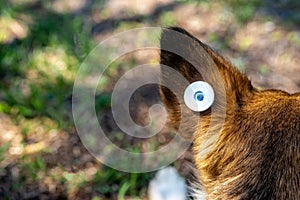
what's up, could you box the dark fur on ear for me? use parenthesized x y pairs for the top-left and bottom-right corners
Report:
(160, 26), (254, 104)
(159, 27), (253, 136)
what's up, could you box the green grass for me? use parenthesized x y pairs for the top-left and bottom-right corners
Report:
(159, 11), (177, 27)
(258, 64), (270, 75)
(0, 4), (90, 124)
(93, 166), (153, 198)
(20, 154), (46, 182)
(222, 0), (262, 24)
(0, 1), (155, 198)
(0, 143), (10, 163)
(0, 1), (96, 197)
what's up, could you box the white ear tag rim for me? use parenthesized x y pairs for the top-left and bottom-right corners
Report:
(184, 81), (215, 112)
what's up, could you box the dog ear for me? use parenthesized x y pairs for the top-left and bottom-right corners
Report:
(159, 27), (254, 137)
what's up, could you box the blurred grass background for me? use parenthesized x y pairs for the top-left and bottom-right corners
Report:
(0, 0), (300, 199)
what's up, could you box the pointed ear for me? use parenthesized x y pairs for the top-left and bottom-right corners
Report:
(159, 27), (254, 130)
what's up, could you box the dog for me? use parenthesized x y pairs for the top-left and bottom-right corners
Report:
(158, 27), (300, 199)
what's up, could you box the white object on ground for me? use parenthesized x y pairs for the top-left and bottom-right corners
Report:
(148, 167), (187, 200)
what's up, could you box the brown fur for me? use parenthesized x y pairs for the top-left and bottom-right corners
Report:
(159, 27), (300, 199)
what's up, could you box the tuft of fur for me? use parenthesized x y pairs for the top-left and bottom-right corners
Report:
(160, 27), (300, 200)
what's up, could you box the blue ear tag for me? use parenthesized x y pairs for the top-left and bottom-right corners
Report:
(184, 81), (215, 112)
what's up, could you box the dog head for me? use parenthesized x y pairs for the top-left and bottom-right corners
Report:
(160, 27), (300, 199)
